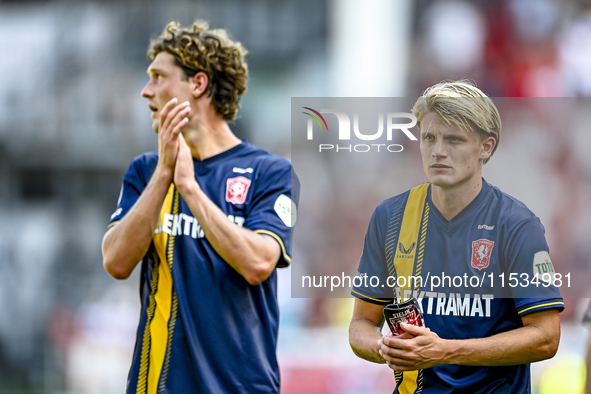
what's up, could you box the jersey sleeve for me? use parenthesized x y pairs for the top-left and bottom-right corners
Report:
(351, 204), (395, 305)
(244, 158), (299, 268)
(108, 154), (155, 228)
(503, 217), (565, 316)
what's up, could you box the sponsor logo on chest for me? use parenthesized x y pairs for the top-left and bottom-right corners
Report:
(155, 213), (245, 239)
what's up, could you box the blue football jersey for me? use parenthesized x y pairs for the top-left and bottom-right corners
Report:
(109, 141), (299, 394)
(352, 180), (564, 394)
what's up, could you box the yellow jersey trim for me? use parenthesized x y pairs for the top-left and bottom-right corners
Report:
(158, 189), (180, 391)
(398, 370), (419, 394)
(394, 183), (429, 298)
(393, 184), (429, 393)
(135, 251), (160, 394)
(518, 302), (564, 315)
(351, 289), (392, 304)
(136, 184), (176, 394)
(255, 229), (291, 263)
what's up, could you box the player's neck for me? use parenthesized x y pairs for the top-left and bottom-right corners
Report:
(183, 111), (241, 161)
(430, 175), (483, 221)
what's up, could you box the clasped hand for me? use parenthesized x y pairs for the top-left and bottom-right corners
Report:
(156, 98), (197, 192)
(378, 323), (448, 371)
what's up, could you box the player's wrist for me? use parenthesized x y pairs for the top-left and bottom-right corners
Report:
(176, 179), (201, 199)
(440, 338), (463, 365)
(154, 164), (174, 183)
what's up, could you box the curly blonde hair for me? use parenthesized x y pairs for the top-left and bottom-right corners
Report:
(148, 21), (248, 121)
(412, 80), (501, 164)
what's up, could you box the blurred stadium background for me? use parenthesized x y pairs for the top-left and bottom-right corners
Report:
(1, 0), (590, 393)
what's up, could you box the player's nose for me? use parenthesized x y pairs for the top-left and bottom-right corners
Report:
(141, 80), (154, 98)
(431, 138), (447, 158)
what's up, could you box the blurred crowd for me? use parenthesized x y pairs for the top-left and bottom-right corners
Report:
(411, 0), (591, 97)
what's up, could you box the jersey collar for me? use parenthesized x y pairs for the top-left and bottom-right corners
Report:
(427, 179), (493, 232)
(193, 140), (250, 168)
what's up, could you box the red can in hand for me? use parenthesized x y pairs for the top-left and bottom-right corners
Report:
(383, 298), (425, 336)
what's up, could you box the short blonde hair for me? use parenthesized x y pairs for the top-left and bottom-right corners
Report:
(412, 80), (501, 164)
(148, 21), (248, 121)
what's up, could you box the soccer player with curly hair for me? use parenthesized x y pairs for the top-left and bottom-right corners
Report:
(102, 21), (298, 393)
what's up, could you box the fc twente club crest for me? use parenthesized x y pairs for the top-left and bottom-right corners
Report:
(226, 176), (251, 205)
(471, 239), (494, 270)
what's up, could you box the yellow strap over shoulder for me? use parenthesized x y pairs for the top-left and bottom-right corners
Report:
(393, 183), (429, 300)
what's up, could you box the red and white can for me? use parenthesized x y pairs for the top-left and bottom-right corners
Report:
(383, 298), (425, 336)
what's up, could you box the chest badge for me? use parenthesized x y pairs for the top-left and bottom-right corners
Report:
(471, 239), (494, 270)
(226, 176), (252, 205)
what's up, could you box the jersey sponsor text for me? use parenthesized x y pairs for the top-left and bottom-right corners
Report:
(154, 213), (244, 239)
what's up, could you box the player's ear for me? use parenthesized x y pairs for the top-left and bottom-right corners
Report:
(480, 136), (496, 160)
(191, 71), (209, 98)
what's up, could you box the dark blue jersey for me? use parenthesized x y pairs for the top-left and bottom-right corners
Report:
(109, 141), (299, 394)
(352, 181), (564, 394)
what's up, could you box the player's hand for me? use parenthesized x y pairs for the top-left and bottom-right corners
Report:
(156, 98), (191, 177)
(173, 133), (199, 194)
(379, 323), (447, 371)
